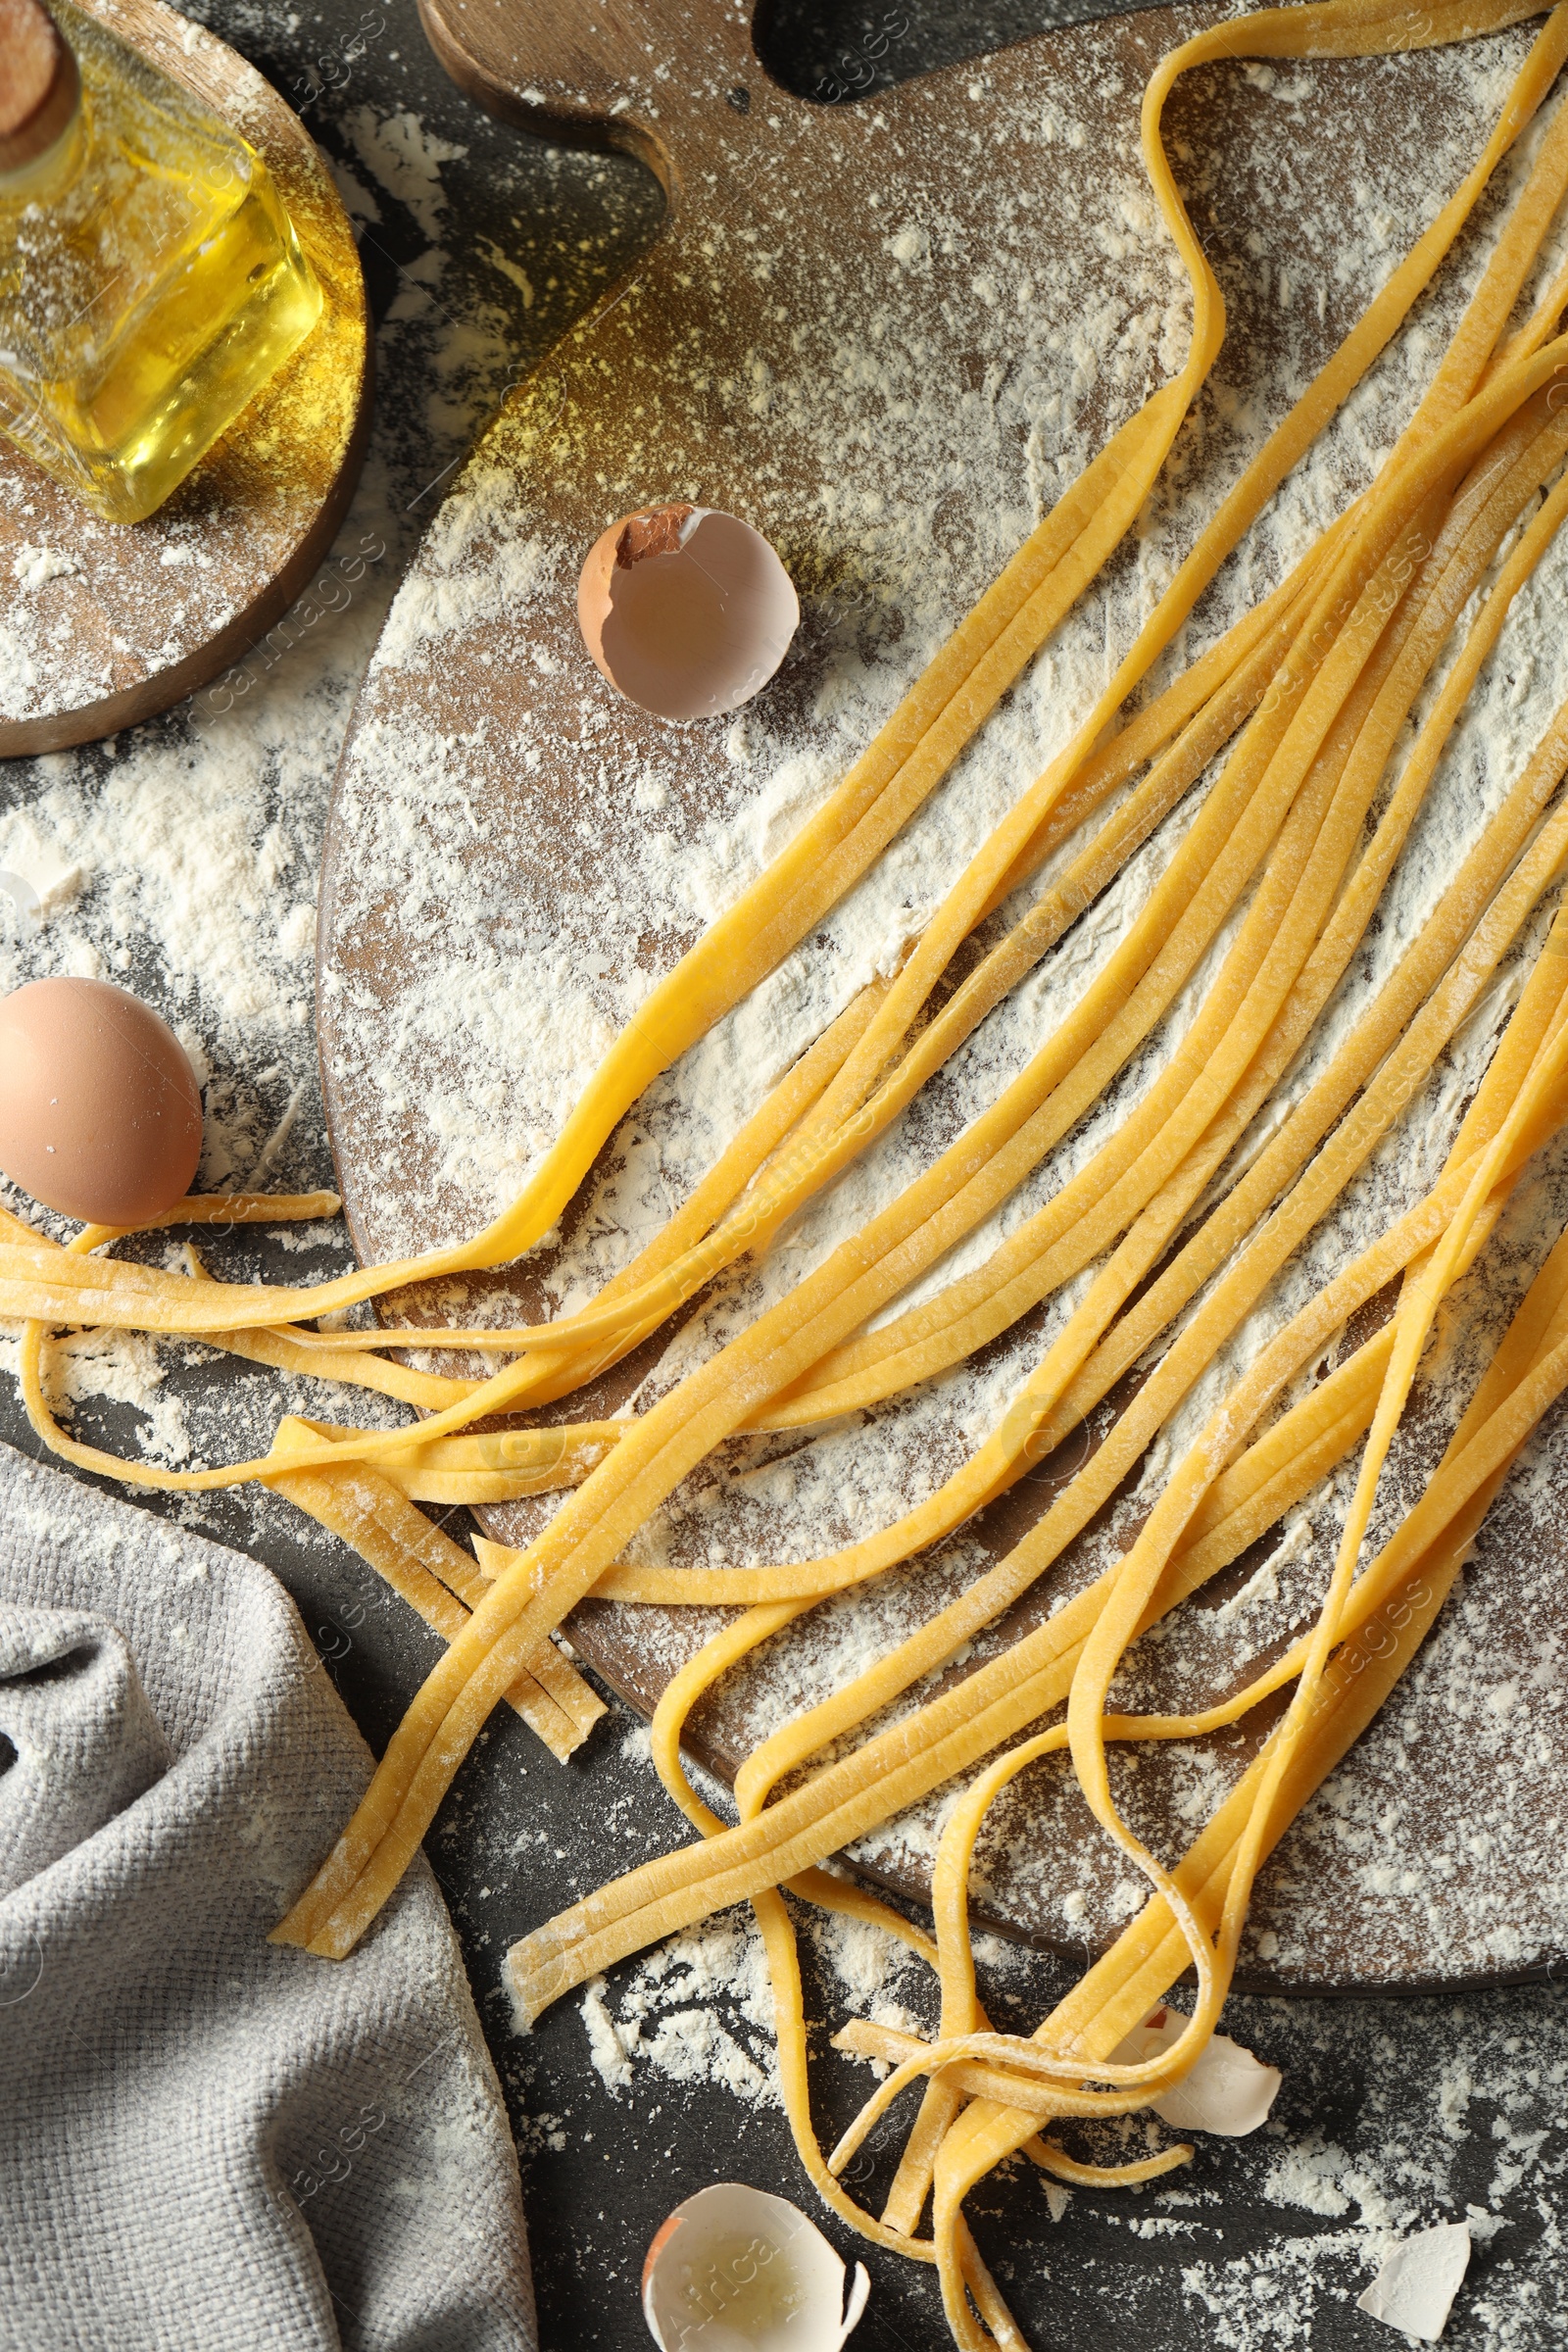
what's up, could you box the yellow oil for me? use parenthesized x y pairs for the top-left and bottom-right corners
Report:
(0, 0), (319, 523)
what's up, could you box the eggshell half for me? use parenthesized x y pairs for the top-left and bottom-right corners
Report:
(0, 977), (204, 1225)
(642, 2182), (868, 2351)
(578, 504), (799, 721)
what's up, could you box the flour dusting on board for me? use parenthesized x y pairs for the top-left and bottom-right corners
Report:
(318, 12), (1568, 1991)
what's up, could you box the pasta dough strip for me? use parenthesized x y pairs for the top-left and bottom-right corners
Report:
(700, 882), (1568, 1924)
(498, 1031), (1568, 2022)
(777, 0), (1568, 1157)
(772, 407), (1568, 1425)
(265, 1423), (603, 1754)
(3, 1221), (605, 1754)
(596, 690), (1568, 1619)
(832, 1085), (1568, 2295)
(920, 1228), (1568, 2345)
(273, 710), (1568, 1961)
(642, 1574), (1193, 2237)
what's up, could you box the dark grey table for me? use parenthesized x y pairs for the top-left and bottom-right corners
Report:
(2, 4), (1565, 2345)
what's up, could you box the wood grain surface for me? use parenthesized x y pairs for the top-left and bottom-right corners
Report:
(317, 0), (1568, 1990)
(0, 0), (370, 757)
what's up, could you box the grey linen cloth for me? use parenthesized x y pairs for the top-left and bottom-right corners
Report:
(0, 1443), (536, 2352)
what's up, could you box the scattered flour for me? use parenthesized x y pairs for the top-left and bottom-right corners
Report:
(11, 545), (82, 590)
(579, 1913), (779, 2111)
(0, 64), (660, 1482)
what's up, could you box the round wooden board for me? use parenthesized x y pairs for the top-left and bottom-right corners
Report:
(0, 0), (370, 758)
(318, 0), (1568, 1991)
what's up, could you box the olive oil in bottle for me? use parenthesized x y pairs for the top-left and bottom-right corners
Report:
(0, 0), (321, 523)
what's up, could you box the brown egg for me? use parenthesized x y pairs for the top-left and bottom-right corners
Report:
(577, 503), (800, 722)
(0, 978), (204, 1225)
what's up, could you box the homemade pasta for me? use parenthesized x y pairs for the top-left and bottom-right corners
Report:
(9, 4), (1568, 2343)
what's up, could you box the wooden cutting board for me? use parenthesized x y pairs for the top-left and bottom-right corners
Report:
(0, 0), (370, 758)
(317, 0), (1568, 1990)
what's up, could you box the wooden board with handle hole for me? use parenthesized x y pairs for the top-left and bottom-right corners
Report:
(317, 0), (1568, 1992)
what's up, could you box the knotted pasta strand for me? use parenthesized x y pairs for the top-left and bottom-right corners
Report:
(916, 1211), (1568, 2346)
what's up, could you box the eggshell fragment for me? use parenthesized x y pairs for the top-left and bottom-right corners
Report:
(642, 2182), (868, 2351)
(578, 504), (799, 721)
(1356, 2221), (1472, 2340)
(1108, 2004), (1282, 2136)
(0, 977), (203, 1225)
(0, 871), (40, 934)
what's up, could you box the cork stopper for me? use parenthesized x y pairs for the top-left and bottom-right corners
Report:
(0, 0), (79, 175)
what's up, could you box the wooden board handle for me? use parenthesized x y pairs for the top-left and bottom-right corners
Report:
(416, 0), (773, 186)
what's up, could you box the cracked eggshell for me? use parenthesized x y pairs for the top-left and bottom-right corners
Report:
(1357, 2221), (1472, 2341)
(0, 976), (203, 1225)
(1108, 2004), (1282, 2136)
(642, 2182), (869, 2352)
(577, 504), (799, 722)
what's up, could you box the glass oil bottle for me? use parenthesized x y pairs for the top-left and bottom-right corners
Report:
(0, 0), (321, 524)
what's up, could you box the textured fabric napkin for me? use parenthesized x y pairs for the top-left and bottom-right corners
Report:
(0, 1442), (536, 2351)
